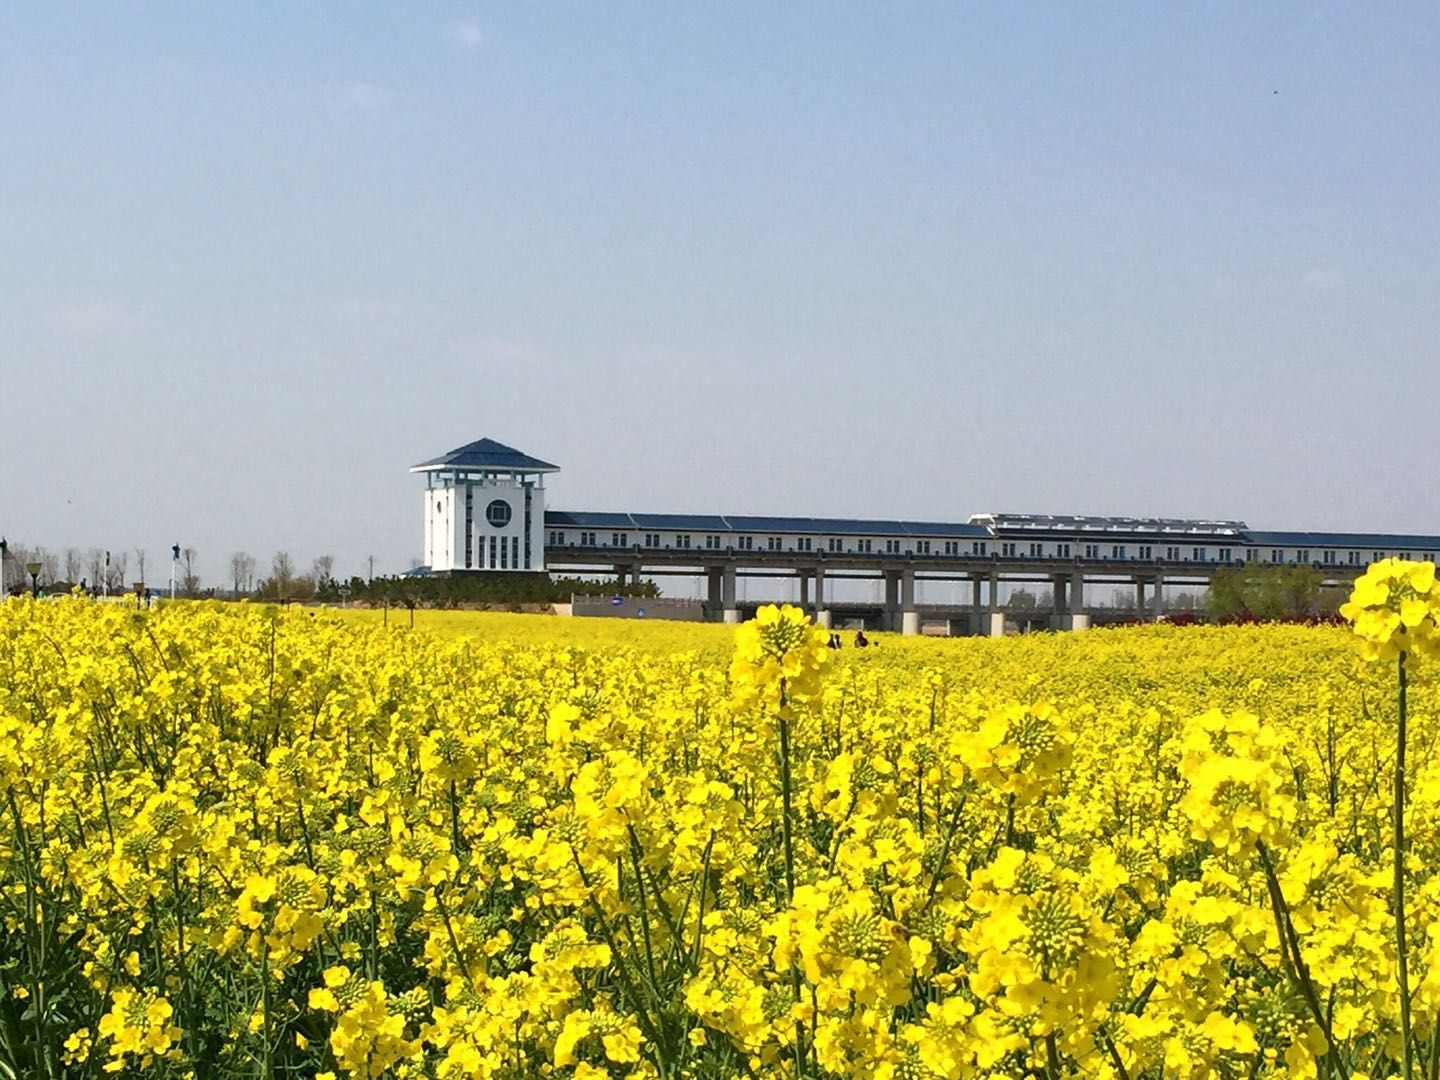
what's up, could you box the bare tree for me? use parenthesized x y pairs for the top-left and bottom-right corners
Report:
(231, 552), (256, 597)
(312, 555), (335, 585)
(64, 548), (83, 584)
(108, 551), (128, 593)
(88, 549), (106, 589)
(181, 547), (199, 597)
(40, 550), (59, 585)
(135, 547), (146, 587)
(272, 551), (294, 590)
(3, 544), (33, 592)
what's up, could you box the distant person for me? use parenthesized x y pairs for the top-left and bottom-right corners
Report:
(854, 630), (869, 648)
(828, 632), (842, 650)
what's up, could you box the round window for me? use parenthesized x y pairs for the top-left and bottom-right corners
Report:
(486, 499), (512, 528)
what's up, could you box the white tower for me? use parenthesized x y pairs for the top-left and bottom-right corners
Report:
(411, 438), (557, 573)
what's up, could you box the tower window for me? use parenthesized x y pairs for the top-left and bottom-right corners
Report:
(485, 499), (512, 528)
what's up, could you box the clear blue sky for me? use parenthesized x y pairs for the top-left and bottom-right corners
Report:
(3, 4), (1437, 583)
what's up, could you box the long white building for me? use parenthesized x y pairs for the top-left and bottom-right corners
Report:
(414, 437), (1436, 633)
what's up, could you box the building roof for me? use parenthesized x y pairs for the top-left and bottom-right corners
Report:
(544, 511), (991, 538)
(545, 511), (638, 530)
(1247, 530), (1440, 550)
(411, 438), (559, 474)
(630, 513), (733, 531)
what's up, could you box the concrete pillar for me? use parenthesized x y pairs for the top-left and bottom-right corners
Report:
(986, 612), (1006, 637)
(1066, 572), (1088, 630)
(1152, 574), (1165, 620)
(816, 609), (832, 629)
(722, 566), (738, 624)
(988, 570), (1000, 614)
(615, 566), (628, 588)
(900, 568), (917, 635)
(707, 568), (722, 609)
(815, 566), (827, 624)
(970, 575), (983, 635)
(1047, 575), (1063, 631)
(799, 571), (810, 610)
(1135, 579), (1145, 613)
(884, 571), (900, 631)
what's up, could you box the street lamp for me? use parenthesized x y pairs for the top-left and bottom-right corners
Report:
(26, 561), (41, 597)
(170, 543), (180, 600)
(0, 538), (8, 597)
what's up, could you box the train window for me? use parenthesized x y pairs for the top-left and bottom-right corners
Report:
(885, 539), (902, 554)
(1323, 550), (1335, 564)
(1001, 542), (1017, 558)
(1084, 544), (1099, 559)
(1137, 545), (1152, 559)
(706, 535), (721, 550)
(1056, 543), (1070, 557)
(1191, 547), (1206, 561)
(580, 532), (596, 547)
(738, 536), (754, 550)
(973, 541), (988, 556)
(857, 539), (872, 553)
(1218, 547), (1232, 563)
(797, 537), (812, 552)
(828, 537), (843, 553)
(1029, 542), (1043, 557)
(1165, 546), (1180, 561)
(1111, 545), (1126, 559)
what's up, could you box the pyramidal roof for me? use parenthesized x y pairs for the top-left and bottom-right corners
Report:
(411, 438), (559, 474)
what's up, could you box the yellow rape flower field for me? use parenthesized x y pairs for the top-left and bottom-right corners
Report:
(4, 558), (1440, 1079)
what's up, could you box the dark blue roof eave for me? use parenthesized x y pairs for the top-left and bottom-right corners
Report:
(413, 438), (558, 473)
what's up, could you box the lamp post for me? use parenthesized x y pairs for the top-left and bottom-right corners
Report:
(170, 543), (179, 600)
(26, 561), (41, 597)
(0, 538), (8, 597)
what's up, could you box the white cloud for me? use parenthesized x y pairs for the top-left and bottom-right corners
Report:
(448, 21), (484, 49)
(1302, 267), (1344, 292)
(339, 80), (390, 109)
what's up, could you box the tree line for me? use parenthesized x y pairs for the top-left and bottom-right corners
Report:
(2, 544), (660, 607)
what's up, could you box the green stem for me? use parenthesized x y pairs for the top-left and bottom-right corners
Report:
(776, 679), (805, 1077)
(1398, 651), (1414, 1080)
(260, 937), (273, 1079)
